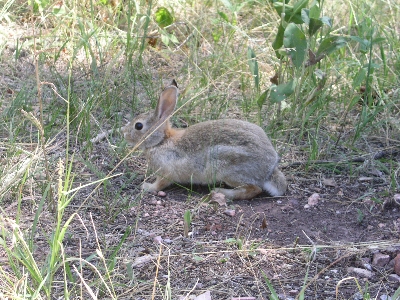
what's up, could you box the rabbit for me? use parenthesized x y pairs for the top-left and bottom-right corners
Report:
(122, 80), (287, 200)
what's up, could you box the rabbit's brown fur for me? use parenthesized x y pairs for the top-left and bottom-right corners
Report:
(122, 80), (287, 200)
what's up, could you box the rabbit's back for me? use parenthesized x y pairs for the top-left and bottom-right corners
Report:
(148, 119), (280, 187)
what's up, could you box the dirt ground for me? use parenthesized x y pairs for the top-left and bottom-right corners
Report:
(63, 140), (400, 300)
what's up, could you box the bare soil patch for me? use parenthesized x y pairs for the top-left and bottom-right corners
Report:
(60, 141), (400, 299)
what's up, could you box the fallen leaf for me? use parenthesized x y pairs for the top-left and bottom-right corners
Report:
(132, 254), (155, 268)
(209, 192), (227, 206)
(260, 217), (268, 229)
(205, 223), (222, 231)
(323, 178), (336, 187)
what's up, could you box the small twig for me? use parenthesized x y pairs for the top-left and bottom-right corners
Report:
(151, 243), (164, 300)
(282, 149), (399, 169)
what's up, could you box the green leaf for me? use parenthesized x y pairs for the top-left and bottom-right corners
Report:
(270, 79), (296, 103)
(154, 7), (174, 28)
(316, 36), (347, 56)
(283, 24), (307, 69)
(273, 3), (304, 24)
(350, 36), (370, 53)
(309, 4), (320, 18)
(301, 8), (324, 36)
(184, 210), (192, 225)
(257, 90), (269, 108)
(272, 23), (285, 59)
(262, 271), (279, 300)
(352, 68), (367, 88)
(292, 0), (309, 14)
(247, 47), (260, 91)
(372, 37), (386, 44)
(290, 0), (309, 22)
(320, 16), (332, 27)
(309, 18), (323, 36)
(301, 9), (310, 24)
(225, 238), (237, 243)
(218, 11), (230, 23)
(219, 0), (233, 11)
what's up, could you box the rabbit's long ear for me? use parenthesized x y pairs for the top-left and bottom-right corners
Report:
(155, 82), (178, 121)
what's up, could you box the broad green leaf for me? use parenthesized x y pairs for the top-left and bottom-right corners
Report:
(283, 24), (307, 69)
(302, 7), (324, 36)
(154, 7), (174, 28)
(309, 4), (320, 18)
(301, 8), (310, 25)
(309, 18), (323, 36)
(270, 79), (296, 103)
(272, 23), (285, 59)
(316, 36), (347, 56)
(247, 47), (260, 91)
(290, 0), (309, 21)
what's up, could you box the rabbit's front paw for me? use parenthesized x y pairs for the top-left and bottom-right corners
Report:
(142, 182), (157, 192)
(142, 177), (172, 193)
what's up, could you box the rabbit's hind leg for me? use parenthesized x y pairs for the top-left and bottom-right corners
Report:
(214, 184), (262, 200)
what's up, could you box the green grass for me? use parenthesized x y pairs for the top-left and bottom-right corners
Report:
(0, 0), (399, 298)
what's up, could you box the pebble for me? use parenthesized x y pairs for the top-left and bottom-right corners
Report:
(148, 199), (158, 205)
(223, 209), (236, 217)
(157, 191), (167, 197)
(347, 267), (375, 278)
(394, 194), (400, 202)
(394, 253), (400, 275)
(308, 193), (320, 206)
(388, 273), (400, 282)
(143, 213), (150, 217)
(153, 236), (163, 244)
(372, 252), (390, 267)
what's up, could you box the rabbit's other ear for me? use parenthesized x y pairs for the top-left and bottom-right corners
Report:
(155, 84), (178, 121)
(171, 79), (178, 88)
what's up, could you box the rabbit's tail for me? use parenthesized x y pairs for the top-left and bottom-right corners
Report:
(263, 168), (287, 196)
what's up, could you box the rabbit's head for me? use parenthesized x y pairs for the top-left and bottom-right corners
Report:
(122, 80), (178, 149)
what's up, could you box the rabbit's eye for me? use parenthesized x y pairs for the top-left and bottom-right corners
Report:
(135, 122), (143, 130)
